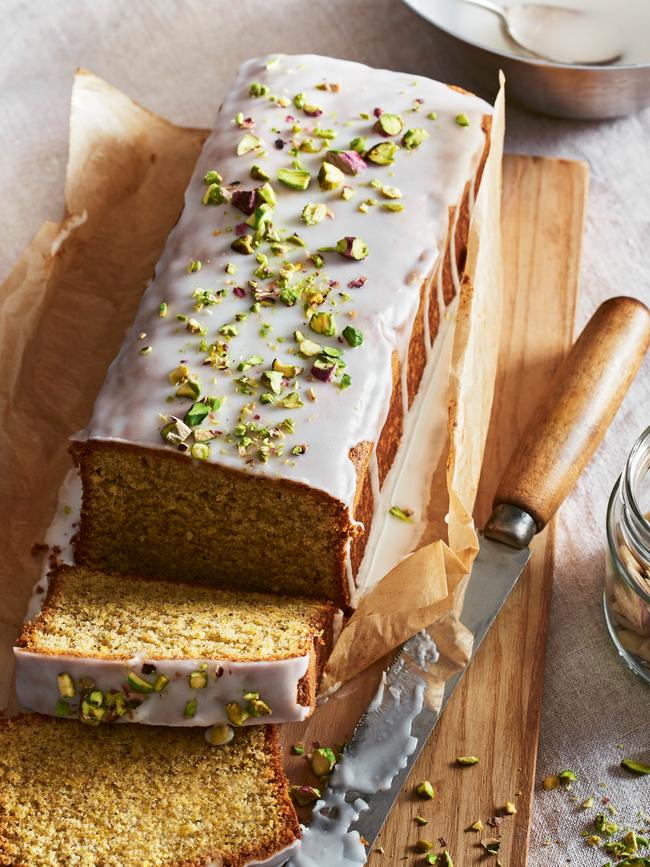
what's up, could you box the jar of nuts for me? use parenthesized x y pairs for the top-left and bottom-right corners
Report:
(605, 425), (650, 684)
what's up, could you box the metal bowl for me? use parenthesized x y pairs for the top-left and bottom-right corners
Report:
(402, 0), (650, 119)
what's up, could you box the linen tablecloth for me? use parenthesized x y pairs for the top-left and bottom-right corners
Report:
(2, 1), (649, 862)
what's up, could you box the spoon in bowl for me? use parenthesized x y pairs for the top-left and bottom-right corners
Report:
(460, 0), (624, 65)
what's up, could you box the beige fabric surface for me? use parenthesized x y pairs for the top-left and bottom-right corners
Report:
(2, 0), (649, 863)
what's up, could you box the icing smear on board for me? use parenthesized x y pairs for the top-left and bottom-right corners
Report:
(288, 631), (439, 866)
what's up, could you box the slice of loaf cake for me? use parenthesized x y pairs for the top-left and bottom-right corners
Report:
(0, 714), (300, 866)
(15, 565), (337, 726)
(71, 53), (495, 608)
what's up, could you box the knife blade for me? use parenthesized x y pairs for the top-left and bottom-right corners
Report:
(293, 297), (650, 864)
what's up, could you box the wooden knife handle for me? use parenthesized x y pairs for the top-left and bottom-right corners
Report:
(486, 296), (650, 546)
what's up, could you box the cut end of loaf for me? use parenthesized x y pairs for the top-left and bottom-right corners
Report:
(0, 714), (300, 867)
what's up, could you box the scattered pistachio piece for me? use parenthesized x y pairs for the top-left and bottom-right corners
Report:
(154, 674), (170, 692)
(582, 797), (595, 809)
(161, 417), (192, 447)
(349, 136), (367, 154)
(312, 747), (337, 777)
(57, 673), (75, 698)
(416, 781), (435, 800)
(470, 820), (484, 832)
(188, 670), (208, 689)
(365, 141), (398, 165)
(558, 769), (577, 785)
(184, 698), (197, 719)
(481, 838), (500, 855)
(205, 724), (234, 746)
(251, 164), (271, 181)
(290, 785), (321, 806)
(621, 759), (650, 775)
(415, 839), (434, 853)
(415, 816), (429, 826)
(390, 506), (413, 522)
(455, 113), (470, 127)
(402, 127), (430, 149)
(375, 113), (404, 136)
(309, 311), (336, 337)
(159, 301), (168, 317)
(292, 742), (305, 756)
(301, 202), (329, 225)
(542, 775), (561, 790)
(456, 756), (480, 766)
(425, 855), (439, 865)
(127, 672), (155, 694)
(503, 801), (517, 815)
(342, 325), (363, 347)
(276, 166), (311, 191)
(318, 161), (345, 191)
(335, 236), (369, 260)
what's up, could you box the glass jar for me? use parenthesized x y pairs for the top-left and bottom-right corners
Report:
(604, 425), (650, 684)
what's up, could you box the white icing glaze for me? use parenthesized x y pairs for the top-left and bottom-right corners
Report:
(235, 839), (301, 867)
(289, 631), (439, 866)
(79, 53), (491, 517)
(14, 649), (311, 726)
(25, 468), (80, 621)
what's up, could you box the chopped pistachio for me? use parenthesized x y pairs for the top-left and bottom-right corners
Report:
(390, 505), (413, 522)
(470, 820), (484, 832)
(621, 759), (650, 775)
(281, 391), (304, 409)
(402, 127), (430, 149)
(248, 81), (270, 98)
(204, 169), (223, 185)
(425, 855), (439, 865)
(582, 796), (595, 809)
(176, 378), (201, 400)
(339, 373), (352, 389)
(184, 401), (211, 427)
(365, 141), (399, 165)
(188, 670), (208, 689)
(558, 769), (577, 785)
(318, 161), (345, 191)
(341, 185), (355, 200)
(290, 785), (321, 806)
(292, 742), (305, 756)
(277, 167), (311, 190)
(415, 839), (434, 853)
(310, 311), (336, 336)
(455, 114), (470, 127)
(205, 724), (235, 746)
(272, 359), (301, 377)
(251, 164), (271, 181)
(55, 699), (71, 717)
(441, 852), (453, 867)
(237, 133), (265, 156)
(293, 92), (306, 110)
(542, 775), (561, 790)
(139, 345), (153, 355)
(184, 698), (197, 719)
(105, 690), (128, 717)
(186, 259), (202, 273)
(342, 325), (363, 347)
(375, 112), (404, 136)
(335, 236), (369, 260)
(594, 813), (618, 836)
(159, 301), (168, 317)
(301, 202), (329, 225)
(416, 781), (435, 800)
(427, 111), (438, 120)
(382, 202), (405, 212)
(312, 747), (337, 777)
(127, 672), (155, 693)
(380, 184), (402, 199)
(57, 673), (75, 698)
(503, 801), (517, 815)
(349, 136), (368, 154)
(161, 417), (192, 446)
(226, 701), (250, 726)
(231, 234), (255, 255)
(299, 338), (322, 357)
(154, 674), (170, 692)
(248, 697), (272, 717)
(456, 756), (480, 766)
(481, 838), (500, 855)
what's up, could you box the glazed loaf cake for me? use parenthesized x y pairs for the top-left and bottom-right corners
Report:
(0, 714), (300, 866)
(71, 54), (493, 608)
(15, 565), (337, 726)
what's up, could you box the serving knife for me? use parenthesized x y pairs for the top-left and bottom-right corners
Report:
(334, 296), (650, 859)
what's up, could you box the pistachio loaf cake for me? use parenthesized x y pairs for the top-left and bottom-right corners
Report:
(0, 714), (300, 866)
(71, 53), (494, 608)
(15, 565), (337, 726)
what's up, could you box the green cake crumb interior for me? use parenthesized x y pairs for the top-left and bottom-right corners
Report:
(0, 715), (298, 867)
(20, 565), (333, 660)
(73, 443), (353, 606)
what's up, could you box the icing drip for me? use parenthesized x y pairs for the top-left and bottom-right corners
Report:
(353, 300), (458, 602)
(288, 631), (439, 866)
(78, 53), (491, 513)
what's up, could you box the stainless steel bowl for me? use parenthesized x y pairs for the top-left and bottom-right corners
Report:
(402, 0), (650, 119)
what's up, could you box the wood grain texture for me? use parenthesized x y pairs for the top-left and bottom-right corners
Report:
(494, 296), (650, 530)
(365, 154), (587, 866)
(282, 153), (588, 866)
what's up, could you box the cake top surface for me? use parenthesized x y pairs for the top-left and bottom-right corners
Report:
(19, 565), (332, 660)
(0, 714), (299, 867)
(81, 53), (491, 507)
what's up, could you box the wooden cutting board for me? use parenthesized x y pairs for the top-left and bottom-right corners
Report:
(283, 153), (588, 866)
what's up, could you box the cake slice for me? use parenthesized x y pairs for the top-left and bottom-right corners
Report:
(15, 565), (337, 726)
(0, 714), (300, 866)
(71, 53), (496, 608)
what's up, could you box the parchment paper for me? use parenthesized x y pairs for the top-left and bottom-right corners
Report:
(0, 70), (504, 711)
